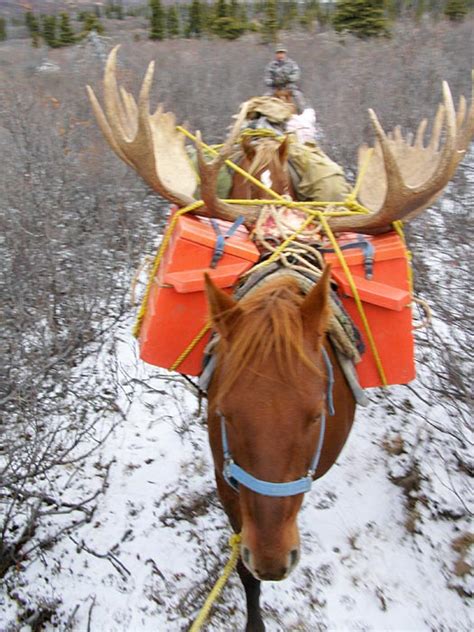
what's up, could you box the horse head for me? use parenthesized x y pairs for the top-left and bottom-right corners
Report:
(232, 134), (293, 200)
(205, 267), (338, 581)
(273, 88), (298, 114)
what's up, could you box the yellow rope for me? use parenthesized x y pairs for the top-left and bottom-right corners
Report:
(189, 534), (241, 632)
(318, 214), (388, 387)
(134, 133), (389, 383)
(392, 220), (414, 293)
(170, 322), (212, 372)
(346, 148), (374, 201)
(132, 201), (204, 338)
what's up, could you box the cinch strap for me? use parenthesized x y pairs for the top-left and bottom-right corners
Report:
(210, 216), (245, 268)
(220, 347), (334, 497)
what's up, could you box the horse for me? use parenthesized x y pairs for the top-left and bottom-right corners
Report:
(272, 87), (298, 114)
(88, 47), (473, 629)
(205, 266), (356, 630)
(230, 135), (295, 200)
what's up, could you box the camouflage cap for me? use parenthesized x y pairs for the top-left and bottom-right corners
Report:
(275, 44), (287, 53)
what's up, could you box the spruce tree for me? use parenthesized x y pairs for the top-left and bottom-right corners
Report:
(42, 15), (59, 48)
(299, 0), (320, 31)
(215, 0), (228, 20)
(0, 17), (6, 42)
(186, 0), (204, 37)
(166, 5), (180, 37)
(58, 12), (75, 45)
(82, 12), (105, 35)
(149, 0), (165, 40)
(415, 0), (426, 21)
(332, 0), (390, 39)
(281, 0), (298, 30)
(229, 0), (239, 18)
(444, 0), (468, 21)
(25, 11), (41, 44)
(262, 0), (279, 43)
(238, 2), (249, 29)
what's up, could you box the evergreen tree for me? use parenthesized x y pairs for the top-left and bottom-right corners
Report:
(212, 16), (246, 38)
(238, 2), (249, 29)
(332, 0), (390, 39)
(262, 0), (279, 43)
(42, 14), (59, 48)
(415, 0), (426, 21)
(281, 0), (298, 29)
(149, 0), (165, 40)
(444, 0), (468, 21)
(186, 0), (204, 37)
(229, 0), (240, 19)
(0, 17), (6, 42)
(215, 0), (228, 20)
(166, 5), (180, 37)
(26, 11), (41, 47)
(82, 12), (105, 35)
(299, 0), (320, 31)
(58, 12), (75, 45)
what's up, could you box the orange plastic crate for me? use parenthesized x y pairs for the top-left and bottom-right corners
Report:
(323, 232), (415, 388)
(139, 214), (260, 375)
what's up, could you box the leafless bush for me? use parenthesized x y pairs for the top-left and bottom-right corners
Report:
(0, 16), (472, 594)
(0, 46), (162, 580)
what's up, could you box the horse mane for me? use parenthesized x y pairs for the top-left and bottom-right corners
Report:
(246, 138), (282, 175)
(215, 277), (321, 398)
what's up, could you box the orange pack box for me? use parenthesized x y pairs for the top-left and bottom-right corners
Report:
(323, 232), (415, 388)
(138, 213), (260, 375)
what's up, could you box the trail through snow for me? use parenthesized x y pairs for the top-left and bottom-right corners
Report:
(2, 311), (471, 631)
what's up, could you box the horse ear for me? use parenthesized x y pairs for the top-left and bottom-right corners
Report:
(300, 265), (332, 346)
(242, 136), (256, 161)
(278, 135), (290, 164)
(205, 273), (242, 340)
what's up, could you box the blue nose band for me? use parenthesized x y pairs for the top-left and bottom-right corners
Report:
(220, 346), (335, 497)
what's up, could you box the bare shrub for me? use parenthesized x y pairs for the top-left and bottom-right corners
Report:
(0, 16), (472, 614)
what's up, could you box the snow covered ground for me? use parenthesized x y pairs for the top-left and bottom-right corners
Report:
(1, 298), (471, 631)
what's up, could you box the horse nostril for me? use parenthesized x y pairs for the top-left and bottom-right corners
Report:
(290, 548), (299, 568)
(242, 546), (251, 564)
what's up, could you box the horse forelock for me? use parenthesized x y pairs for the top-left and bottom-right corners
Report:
(215, 277), (321, 399)
(247, 139), (281, 176)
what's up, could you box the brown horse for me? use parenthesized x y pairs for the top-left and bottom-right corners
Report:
(230, 135), (295, 201)
(88, 49), (473, 630)
(272, 88), (298, 114)
(205, 267), (356, 631)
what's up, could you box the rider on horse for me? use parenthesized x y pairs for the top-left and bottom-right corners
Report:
(264, 44), (306, 114)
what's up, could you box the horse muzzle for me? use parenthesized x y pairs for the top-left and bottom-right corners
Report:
(241, 542), (300, 581)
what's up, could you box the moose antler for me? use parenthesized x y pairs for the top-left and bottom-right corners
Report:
(329, 80), (473, 234)
(87, 46), (257, 225)
(87, 46), (197, 208)
(195, 103), (259, 225)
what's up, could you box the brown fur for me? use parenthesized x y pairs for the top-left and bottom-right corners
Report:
(211, 276), (324, 401)
(231, 137), (294, 200)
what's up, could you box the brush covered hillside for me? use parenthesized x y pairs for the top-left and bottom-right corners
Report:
(0, 12), (473, 632)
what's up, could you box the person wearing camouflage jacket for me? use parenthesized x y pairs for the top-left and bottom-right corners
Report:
(264, 45), (305, 113)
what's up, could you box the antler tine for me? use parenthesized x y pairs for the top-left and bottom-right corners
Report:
(195, 129), (259, 226)
(87, 46), (197, 208)
(86, 83), (133, 167)
(328, 78), (473, 235)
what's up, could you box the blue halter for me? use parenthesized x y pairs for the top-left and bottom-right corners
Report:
(220, 346), (335, 497)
